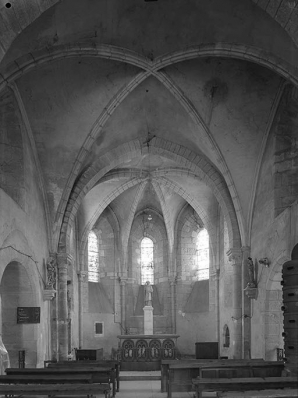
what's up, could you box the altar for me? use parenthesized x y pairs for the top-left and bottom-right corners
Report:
(117, 334), (180, 370)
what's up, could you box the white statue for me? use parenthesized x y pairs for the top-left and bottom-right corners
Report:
(144, 281), (153, 306)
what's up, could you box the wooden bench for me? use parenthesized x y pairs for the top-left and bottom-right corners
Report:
(161, 358), (217, 392)
(5, 367), (115, 396)
(161, 358), (267, 393)
(0, 374), (93, 384)
(46, 359), (120, 393)
(191, 376), (298, 398)
(198, 361), (284, 378)
(0, 383), (111, 397)
(166, 360), (283, 398)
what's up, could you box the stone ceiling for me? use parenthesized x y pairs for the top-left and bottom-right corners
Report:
(0, 0), (297, 251)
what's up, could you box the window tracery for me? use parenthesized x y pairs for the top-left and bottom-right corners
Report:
(141, 237), (154, 285)
(197, 228), (209, 280)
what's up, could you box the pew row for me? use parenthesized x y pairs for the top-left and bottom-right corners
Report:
(5, 366), (115, 396)
(46, 359), (120, 392)
(161, 358), (268, 393)
(191, 377), (298, 398)
(0, 383), (111, 398)
(166, 360), (284, 398)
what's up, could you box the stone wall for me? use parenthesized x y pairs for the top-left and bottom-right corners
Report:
(0, 88), (49, 367)
(251, 94), (298, 358)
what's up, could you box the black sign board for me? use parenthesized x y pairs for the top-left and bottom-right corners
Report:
(17, 307), (40, 324)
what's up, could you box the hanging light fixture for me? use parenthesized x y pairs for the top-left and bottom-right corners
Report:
(148, 214), (152, 221)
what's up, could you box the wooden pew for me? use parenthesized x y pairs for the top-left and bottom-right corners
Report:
(161, 358), (215, 392)
(0, 382), (111, 397)
(0, 374), (93, 384)
(166, 360), (283, 398)
(161, 358), (266, 392)
(198, 361), (284, 378)
(5, 366), (115, 396)
(46, 359), (120, 392)
(191, 376), (298, 398)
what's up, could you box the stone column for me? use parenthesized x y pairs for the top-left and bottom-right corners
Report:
(77, 270), (88, 348)
(227, 248), (243, 359)
(170, 276), (177, 334)
(242, 246), (251, 359)
(120, 278), (127, 334)
(214, 269), (220, 345)
(57, 253), (72, 361)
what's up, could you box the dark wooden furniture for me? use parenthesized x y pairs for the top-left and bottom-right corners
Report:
(166, 360), (284, 398)
(46, 359), (120, 392)
(195, 342), (218, 359)
(118, 334), (179, 371)
(0, 374), (93, 384)
(0, 383), (111, 398)
(161, 358), (216, 392)
(75, 348), (103, 360)
(5, 366), (115, 396)
(192, 377), (298, 398)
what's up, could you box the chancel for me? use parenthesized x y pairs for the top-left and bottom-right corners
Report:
(0, 1), (298, 397)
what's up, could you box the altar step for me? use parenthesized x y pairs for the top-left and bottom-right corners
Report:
(119, 371), (161, 382)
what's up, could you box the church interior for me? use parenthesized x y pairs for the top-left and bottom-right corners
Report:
(0, 0), (298, 396)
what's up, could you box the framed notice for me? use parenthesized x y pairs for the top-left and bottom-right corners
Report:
(17, 307), (40, 324)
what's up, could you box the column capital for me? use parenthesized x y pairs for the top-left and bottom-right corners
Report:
(227, 247), (242, 266)
(119, 277), (127, 286)
(77, 270), (88, 283)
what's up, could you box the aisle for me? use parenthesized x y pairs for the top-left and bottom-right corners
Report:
(116, 379), (196, 398)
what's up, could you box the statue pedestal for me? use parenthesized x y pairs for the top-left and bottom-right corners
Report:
(143, 305), (153, 335)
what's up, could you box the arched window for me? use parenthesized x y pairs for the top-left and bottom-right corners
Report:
(141, 237), (154, 285)
(197, 228), (209, 280)
(88, 231), (99, 282)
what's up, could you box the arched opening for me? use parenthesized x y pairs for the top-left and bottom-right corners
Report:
(0, 261), (37, 367)
(141, 237), (154, 285)
(88, 231), (99, 282)
(197, 228), (209, 281)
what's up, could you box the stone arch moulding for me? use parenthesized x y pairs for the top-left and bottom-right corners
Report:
(174, 202), (216, 277)
(3, 43), (292, 248)
(77, 168), (226, 279)
(58, 139), (241, 257)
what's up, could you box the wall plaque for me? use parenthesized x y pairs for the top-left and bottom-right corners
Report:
(17, 307), (40, 324)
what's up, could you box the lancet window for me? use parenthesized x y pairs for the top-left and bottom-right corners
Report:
(141, 237), (154, 285)
(88, 231), (99, 282)
(197, 228), (209, 280)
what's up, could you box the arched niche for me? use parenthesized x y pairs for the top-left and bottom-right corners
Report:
(0, 261), (38, 367)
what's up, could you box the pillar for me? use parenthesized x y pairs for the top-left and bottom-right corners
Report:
(214, 269), (220, 347)
(170, 276), (177, 334)
(242, 246), (251, 359)
(120, 278), (127, 334)
(77, 270), (88, 348)
(227, 248), (242, 359)
(57, 253), (72, 361)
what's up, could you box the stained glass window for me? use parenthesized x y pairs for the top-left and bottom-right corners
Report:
(197, 228), (209, 280)
(88, 231), (99, 282)
(141, 237), (154, 285)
